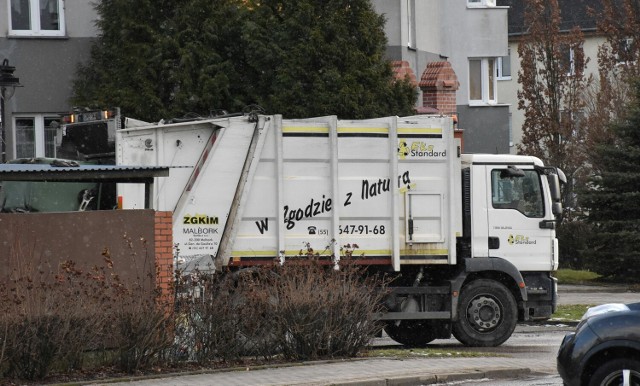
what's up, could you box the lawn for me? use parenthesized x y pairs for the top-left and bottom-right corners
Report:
(554, 269), (601, 285)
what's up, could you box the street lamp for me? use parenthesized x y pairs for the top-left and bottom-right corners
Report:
(0, 59), (23, 163)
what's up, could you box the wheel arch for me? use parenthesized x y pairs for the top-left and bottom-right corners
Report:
(581, 342), (640, 384)
(450, 257), (527, 321)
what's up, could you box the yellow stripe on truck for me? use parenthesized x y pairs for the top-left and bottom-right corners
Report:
(337, 127), (389, 135)
(282, 126), (329, 134)
(397, 127), (442, 135)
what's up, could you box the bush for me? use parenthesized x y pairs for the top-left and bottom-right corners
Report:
(174, 259), (386, 363)
(268, 261), (384, 360)
(0, 237), (174, 380)
(174, 270), (274, 363)
(0, 245), (107, 379)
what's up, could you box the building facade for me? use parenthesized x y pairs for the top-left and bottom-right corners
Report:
(0, 0), (96, 161)
(373, 0), (511, 154)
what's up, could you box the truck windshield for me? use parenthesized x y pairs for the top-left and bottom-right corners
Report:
(491, 169), (544, 218)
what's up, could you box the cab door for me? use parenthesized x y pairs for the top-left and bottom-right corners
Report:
(486, 167), (555, 271)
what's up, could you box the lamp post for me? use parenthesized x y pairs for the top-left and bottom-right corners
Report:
(0, 59), (22, 163)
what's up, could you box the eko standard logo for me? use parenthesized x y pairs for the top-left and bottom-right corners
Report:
(398, 140), (446, 159)
(508, 234), (537, 245)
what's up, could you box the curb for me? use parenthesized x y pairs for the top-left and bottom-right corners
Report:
(325, 367), (531, 386)
(558, 284), (635, 293)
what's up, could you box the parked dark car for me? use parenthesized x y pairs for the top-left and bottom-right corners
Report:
(557, 302), (640, 386)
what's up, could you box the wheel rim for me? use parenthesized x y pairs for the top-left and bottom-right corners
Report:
(466, 294), (502, 332)
(601, 368), (640, 386)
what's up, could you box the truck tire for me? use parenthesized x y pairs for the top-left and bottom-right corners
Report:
(384, 321), (440, 347)
(452, 279), (517, 347)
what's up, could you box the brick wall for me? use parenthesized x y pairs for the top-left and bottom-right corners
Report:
(154, 211), (174, 311)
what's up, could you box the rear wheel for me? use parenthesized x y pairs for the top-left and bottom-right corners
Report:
(589, 358), (640, 386)
(452, 279), (517, 347)
(384, 321), (445, 347)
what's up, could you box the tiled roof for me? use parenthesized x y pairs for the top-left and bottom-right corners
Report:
(498, 0), (600, 35)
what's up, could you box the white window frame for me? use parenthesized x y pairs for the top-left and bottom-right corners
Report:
(497, 49), (512, 80)
(467, 0), (496, 7)
(8, 0), (66, 37)
(469, 57), (498, 105)
(565, 46), (575, 76)
(13, 114), (60, 159)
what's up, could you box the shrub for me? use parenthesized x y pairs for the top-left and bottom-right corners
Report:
(0, 242), (106, 379)
(173, 258), (385, 363)
(0, 236), (173, 380)
(268, 260), (385, 360)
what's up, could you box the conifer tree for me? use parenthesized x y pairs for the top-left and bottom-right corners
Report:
(72, 0), (416, 121)
(242, 0), (417, 118)
(581, 79), (640, 282)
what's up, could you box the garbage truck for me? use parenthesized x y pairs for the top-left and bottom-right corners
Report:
(116, 112), (565, 347)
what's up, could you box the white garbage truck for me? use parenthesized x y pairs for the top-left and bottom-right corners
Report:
(116, 112), (564, 347)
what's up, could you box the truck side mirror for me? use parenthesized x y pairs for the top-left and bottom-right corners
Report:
(548, 174), (561, 202)
(547, 173), (563, 216)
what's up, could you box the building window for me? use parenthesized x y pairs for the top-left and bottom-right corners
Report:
(616, 38), (634, 65)
(407, 0), (416, 49)
(15, 115), (60, 159)
(497, 49), (511, 80)
(467, 0), (496, 7)
(559, 44), (586, 76)
(469, 58), (497, 105)
(9, 0), (65, 37)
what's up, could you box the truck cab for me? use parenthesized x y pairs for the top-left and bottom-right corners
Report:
(463, 154), (561, 272)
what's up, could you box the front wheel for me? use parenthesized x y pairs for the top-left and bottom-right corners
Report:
(589, 358), (640, 386)
(452, 279), (517, 347)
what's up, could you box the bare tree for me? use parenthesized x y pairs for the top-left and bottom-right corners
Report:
(517, 0), (591, 220)
(584, 0), (640, 170)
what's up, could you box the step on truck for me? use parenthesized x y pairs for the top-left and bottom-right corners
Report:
(117, 113), (565, 347)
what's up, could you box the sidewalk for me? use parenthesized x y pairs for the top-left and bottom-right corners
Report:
(86, 356), (544, 386)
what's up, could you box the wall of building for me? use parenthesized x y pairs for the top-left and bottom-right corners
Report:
(0, 0), (98, 160)
(440, 3), (509, 105)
